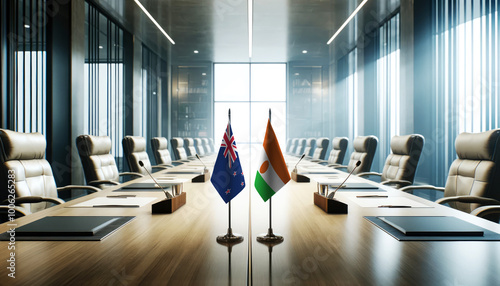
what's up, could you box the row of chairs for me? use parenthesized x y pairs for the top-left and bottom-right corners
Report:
(0, 129), (213, 220)
(290, 130), (500, 221)
(169, 137), (214, 161)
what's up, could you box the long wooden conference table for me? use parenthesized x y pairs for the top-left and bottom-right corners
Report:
(1, 155), (500, 285)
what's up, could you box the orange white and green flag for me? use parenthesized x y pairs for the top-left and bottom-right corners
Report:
(254, 119), (290, 202)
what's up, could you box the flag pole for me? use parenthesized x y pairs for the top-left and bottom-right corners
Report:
(217, 108), (244, 244)
(257, 109), (284, 244)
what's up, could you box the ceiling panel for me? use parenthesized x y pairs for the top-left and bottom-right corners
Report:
(92, 0), (400, 63)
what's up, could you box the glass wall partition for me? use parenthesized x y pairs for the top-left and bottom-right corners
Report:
(84, 1), (125, 169)
(434, 0), (499, 185)
(4, 0), (47, 133)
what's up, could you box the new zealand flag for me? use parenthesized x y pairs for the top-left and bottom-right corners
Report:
(210, 123), (246, 203)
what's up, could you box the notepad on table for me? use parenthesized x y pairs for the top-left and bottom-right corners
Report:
(69, 197), (157, 208)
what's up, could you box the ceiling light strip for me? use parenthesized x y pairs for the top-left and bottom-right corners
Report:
(134, 0), (175, 45)
(248, 0), (253, 58)
(326, 0), (368, 45)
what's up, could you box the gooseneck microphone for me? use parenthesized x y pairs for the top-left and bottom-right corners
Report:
(195, 154), (208, 171)
(139, 160), (173, 199)
(293, 154), (306, 173)
(327, 160), (361, 199)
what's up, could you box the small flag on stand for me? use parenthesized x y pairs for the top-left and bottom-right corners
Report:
(254, 119), (290, 202)
(211, 123), (246, 203)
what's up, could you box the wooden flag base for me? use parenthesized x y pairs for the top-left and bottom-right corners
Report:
(192, 169), (210, 183)
(314, 192), (348, 214)
(152, 192), (186, 214)
(291, 169), (310, 182)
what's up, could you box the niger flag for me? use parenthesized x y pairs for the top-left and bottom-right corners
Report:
(254, 119), (290, 201)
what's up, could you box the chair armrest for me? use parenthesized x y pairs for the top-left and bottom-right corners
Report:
(357, 172), (382, 178)
(158, 164), (175, 168)
(331, 165), (347, 169)
(380, 179), (413, 188)
(399, 185), (445, 193)
(119, 172), (144, 178)
(436, 196), (500, 206)
(152, 165), (170, 171)
(0, 205), (29, 219)
(3, 196), (65, 205)
(88, 179), (120, 188)
(471, 205), (500, 218)
(57, 185), (101, 193)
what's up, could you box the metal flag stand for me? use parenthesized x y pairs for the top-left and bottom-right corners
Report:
(257, 109), (284, 244)
(217, 109), (244, 244)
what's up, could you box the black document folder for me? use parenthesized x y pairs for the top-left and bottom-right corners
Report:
(331, 182), (379, 189)
(0, 216), (135, 241)
(121, 182), (174, 189)
(16, 216), (119, 236)
(378, 216), (484, 236)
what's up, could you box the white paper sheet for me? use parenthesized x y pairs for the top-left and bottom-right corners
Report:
(346, 195), (432, 208)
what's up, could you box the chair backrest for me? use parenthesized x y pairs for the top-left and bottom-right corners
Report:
(0, 129), (58, 214)
(194, 138), (205, 156)
(444, 129), (500, 213)
(184, 138), (197, 157)
(208, 138), (215, 153)
(381, 134), (425, 184)
(328, 137), (348, 165)
(151, 137), (172, 165)
(295, 138), (306, 156)
(201, 138), (211, 155)
(170, 137), (188, 160)
(312, 138), (330, 160)
(347, 136), (378, 174)
(303, 138), (316, 157)
(290, 138), (299, 154)
(286, 139), (292, 153)
(76, 135), (120, 184)
(122, 136), (152, 175)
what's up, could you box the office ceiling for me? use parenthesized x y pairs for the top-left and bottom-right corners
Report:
(93, 0), (399, 63)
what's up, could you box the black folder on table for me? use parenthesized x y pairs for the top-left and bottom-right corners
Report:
(378, 216), (484, 236)
(0, 216), (135, 241)
(121, 182), (174, 189)
(330, 182), (379, 189)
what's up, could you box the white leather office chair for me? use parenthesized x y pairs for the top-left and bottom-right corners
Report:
(401, 129), (500, 220)
(0, 129), (100, 220)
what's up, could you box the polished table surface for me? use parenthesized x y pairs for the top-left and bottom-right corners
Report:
(1, 156), (500, 285)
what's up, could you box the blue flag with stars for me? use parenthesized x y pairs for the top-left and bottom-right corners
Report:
(211, 123), (246, 203)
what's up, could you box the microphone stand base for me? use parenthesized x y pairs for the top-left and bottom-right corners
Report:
(291, 170), (310, 183)
(192, 169), (210, 183)
(152, 192), (186, 214)
(314, 192), (348, 214)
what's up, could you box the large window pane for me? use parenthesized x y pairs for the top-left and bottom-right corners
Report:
(250, 102), (286, 146)
(214, 102), (250, 143)
(214, 64), (249, 101)
(251, 64), (286, 102)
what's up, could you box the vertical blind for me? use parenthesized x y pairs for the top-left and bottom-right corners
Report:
(336, 48), (358, 154)
(84, 1), (125, 166)
(377, 13), (400, 167)
(7, 0), (46, 133)
(434, 0), (499, 184)
(142, 45), (167, 156)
